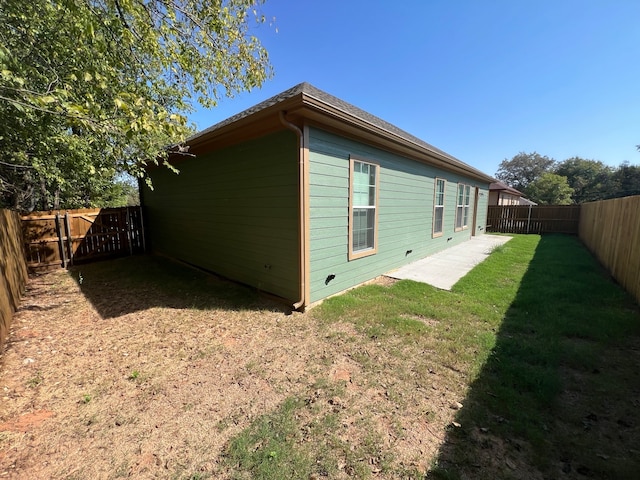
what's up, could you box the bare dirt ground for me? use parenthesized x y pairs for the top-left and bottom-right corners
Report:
(3, 254), (638, 480)
(0, 260), (465, 479)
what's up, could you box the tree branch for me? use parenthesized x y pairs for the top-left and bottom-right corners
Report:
(0, 160), (34, 169)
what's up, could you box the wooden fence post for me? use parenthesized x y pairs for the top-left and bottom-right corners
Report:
(55, 213), (68, 268)
(65, 211), (74, 266)
(125, 207), (133, 256)
(139, 206), (147, 252)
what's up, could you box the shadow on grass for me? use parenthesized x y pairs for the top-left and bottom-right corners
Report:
(430, 235), (640, 480)
(69, 254), (289, 318)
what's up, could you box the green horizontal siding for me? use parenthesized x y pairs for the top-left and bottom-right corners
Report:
(309, 127), (490, 303)
(143, 130), (300, 301)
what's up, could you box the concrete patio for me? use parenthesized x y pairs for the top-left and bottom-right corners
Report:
(386, 234), (512, 290)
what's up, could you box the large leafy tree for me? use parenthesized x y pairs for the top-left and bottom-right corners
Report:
(0, 0), (271, 210)
(526, 172), (574, 205)
(554, 157), (613, 203)
(609, 161), (640, 198)
(495, 152), (556, 194)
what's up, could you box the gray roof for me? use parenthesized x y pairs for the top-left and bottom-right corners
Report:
(189, 82), (492, 181)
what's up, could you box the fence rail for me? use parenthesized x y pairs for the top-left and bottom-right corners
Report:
(22, 207), (145, 271)
(487, 205), (581, 234)
(1, 209), (29, 349)
(579, 196), (640, 304)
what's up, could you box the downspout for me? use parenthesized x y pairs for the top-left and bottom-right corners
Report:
(279, 111), (307, 310)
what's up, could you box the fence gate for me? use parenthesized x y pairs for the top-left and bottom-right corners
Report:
(21, 207), (146, 271)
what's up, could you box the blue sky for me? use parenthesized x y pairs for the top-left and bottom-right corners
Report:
(189, 0), (640, 177)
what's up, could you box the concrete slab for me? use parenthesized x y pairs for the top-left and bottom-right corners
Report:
(386, 235), (512, 290)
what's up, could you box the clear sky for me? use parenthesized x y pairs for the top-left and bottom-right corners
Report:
(188, 0), (640, 177)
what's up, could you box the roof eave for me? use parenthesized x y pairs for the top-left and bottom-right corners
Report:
(176, 88), (494, 184)
(296, 94), (494, 184)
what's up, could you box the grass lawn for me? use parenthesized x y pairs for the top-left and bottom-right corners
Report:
(1, 234), (638, 479)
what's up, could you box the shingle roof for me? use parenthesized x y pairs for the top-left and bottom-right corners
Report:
(490, 181), (523, 196)
(188, 83), (309, 141)
(189, 82), (493, 182)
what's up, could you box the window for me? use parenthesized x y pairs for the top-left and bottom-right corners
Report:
(349, 157), (378, 260)
(433, 178), (446, 237)
(463, 185), (471, 227)
(455, 183), (471, 231)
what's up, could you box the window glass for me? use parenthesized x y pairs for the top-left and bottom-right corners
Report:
(350, 159), (378, 258)
(433, 179), (445, 236)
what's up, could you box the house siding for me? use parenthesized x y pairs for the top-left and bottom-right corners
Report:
(308, 127), (489, 303)
(143, 130), (300, 301)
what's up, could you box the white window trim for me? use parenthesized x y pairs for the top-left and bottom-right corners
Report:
(348, 156), (379, 261)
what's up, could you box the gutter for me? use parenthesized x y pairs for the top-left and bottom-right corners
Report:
(279, 111), (307, 311)
(299, 93), (494, 184)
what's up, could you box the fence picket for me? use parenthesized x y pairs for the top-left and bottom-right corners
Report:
(487, 205), (581, 234)
(21, 207), (145, 271)
(580, 196), (640, 304)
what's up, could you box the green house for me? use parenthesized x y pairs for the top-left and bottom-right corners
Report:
(142, 83), (494, 309)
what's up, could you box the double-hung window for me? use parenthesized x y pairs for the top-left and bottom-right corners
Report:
(463, 185), (471, 228)
(349, 157), (378, 260)
(455, 183), (471, 231)
(433, 178), (446, 237)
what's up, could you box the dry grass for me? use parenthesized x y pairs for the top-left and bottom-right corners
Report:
(0, 257), (462, 479)
(2, 236), (639, 480)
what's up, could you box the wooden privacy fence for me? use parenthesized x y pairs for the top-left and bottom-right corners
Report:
(1, 209), (29, 349)
(579, 196), (640, 304)
(22, 207), (146, 271)
(487, 205), (581, 234)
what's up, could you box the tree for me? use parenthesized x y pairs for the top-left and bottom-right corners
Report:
(609, 161), (640, 198)
(495, 152), (556, 193)
(0, 0), (271, 210)
(554, 157), (613, 203)
(526, 172), (574, 205)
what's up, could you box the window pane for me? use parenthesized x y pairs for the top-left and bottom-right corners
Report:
(353, 173), (369, 206)
(351, 160), (377, 256)
(353, 208), (375, 251)
(434, 206), (443, 233)
(353, 162), (375, 207)
(463, 185), (471, 227)
(436, 179), (445, 206)
(369, 165), (377, 205)
(456, 206), (463, 229)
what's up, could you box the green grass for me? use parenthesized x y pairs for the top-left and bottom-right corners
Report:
(223, 385), (393, 479)
(225, 397), (312, 480)
(86, 236), (638, 479)
(310, 234), (640, 478)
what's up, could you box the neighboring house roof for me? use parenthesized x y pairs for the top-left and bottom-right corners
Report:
(519, 197), (538, 206)
(489, 181), (523, 197)
(182, 82), (495, 184)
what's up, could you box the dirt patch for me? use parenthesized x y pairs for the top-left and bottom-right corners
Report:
(0, 262), (454, 479)
(2, 256), (637, 479)
(374, 275), (399, 287)
(400, 313), (439, 327)
(0, 410), (54, 433)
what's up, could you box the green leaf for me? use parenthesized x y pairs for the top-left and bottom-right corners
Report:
(0, 0), (271, 210)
